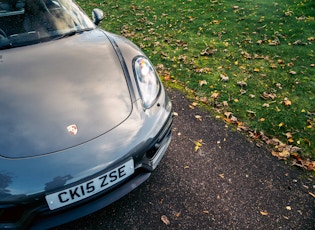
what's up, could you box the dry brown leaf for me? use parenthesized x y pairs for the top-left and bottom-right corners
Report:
(260, 211), (269, 216)
(211, 92), (220, 99)
(195, 115), (203, 121)
(308, 192), (315, 198)
(199, 80), (208, 87)
(161, 215), (170, 225)
(283, 97), (292, 106)
(286, 132), (293, 139)
(224, 111), (233, 118)
(237, 81), (247, 87)
(220, 74), (229, 82)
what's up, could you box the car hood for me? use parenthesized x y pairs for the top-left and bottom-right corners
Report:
(0, 30), (132, 158)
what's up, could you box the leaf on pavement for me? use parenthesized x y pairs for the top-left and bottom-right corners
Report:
(161, 215), (170, 225)
(195, 115), (203, 121)
(194, 139), (203, 152)
(260, 211), (269, 216)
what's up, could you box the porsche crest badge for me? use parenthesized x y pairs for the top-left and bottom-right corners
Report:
(67, 124), (78, 135)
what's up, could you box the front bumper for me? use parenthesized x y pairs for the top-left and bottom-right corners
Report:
(0, 110), (173, 230)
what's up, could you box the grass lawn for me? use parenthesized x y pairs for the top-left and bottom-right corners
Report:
(78, 0), (315, 163)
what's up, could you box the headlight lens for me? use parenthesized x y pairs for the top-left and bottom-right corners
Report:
(134, 57), (161, 109)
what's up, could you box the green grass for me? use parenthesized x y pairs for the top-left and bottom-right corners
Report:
(78, 0), (315, 160)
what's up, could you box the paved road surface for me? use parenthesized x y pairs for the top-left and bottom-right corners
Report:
(57, 89), (314, 229)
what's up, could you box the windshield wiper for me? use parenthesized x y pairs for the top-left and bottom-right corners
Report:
(54, 28), (94, 40)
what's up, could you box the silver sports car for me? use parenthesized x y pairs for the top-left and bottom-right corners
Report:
(0, 0), (172, 228)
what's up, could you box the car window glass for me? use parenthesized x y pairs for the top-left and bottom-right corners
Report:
(0, 0), (95, 49)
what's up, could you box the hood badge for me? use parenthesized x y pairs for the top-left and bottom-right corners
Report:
(67, 124), (78, 135)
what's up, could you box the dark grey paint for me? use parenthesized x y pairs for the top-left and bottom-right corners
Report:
(0, 24), (172, 229)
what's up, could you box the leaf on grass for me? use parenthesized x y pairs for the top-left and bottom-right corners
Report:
(211, 92), (220, 99)
(256, 40), (263, 45)
(200, 47), (218, 56)
(237, 81), (247, 87)
(270, 63), (277, 69)
(199, 80), (208, 87)
(261, 92), (277, 100)
(278, 122), (284, 127)
(254, 67), (260, 72)
(224, 111), (233, 118)
(289, 70), (297, 75)
(220, 73), (229, 82)
(199, 96), (209, 104)
(285, 132), (293, 139)
(283, 97), (292, 106)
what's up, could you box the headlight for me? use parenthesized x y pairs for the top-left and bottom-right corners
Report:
(134, 57), (161, 109)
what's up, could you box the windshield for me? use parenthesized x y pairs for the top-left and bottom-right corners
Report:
(0, 0), (95, 49)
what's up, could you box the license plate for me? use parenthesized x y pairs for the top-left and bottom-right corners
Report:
(45, 159), (134, 210)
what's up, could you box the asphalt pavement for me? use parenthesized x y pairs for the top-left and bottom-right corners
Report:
(58, 89), (314, 229)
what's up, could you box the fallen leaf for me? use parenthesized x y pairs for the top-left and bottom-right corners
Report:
(211, 92), (220, 99)
(237, 81), (247, 87)
(199, 80), (208, 87)
(260, 211), (269, 216)
(309, 192), (315, 198)
(194, 139), (203, 152)
(278, 122), (284, 127)
(161, 215), (170, 225)
(285, 132), (293, 139)
(201, 47), (217, 56)
(261, 92), (277, 100)
(224, 111), (233, 118)
(279, 149), (290, 158)
(220, 74), (229, 82)
(283, 97), (292, 106)
(195, 115), (203, 121)
(230, 116), (238, 123)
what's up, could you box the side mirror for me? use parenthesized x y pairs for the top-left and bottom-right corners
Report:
(92, 8), (104, 26)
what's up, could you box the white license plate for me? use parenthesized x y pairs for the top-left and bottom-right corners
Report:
(45, 159), (134, 210)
